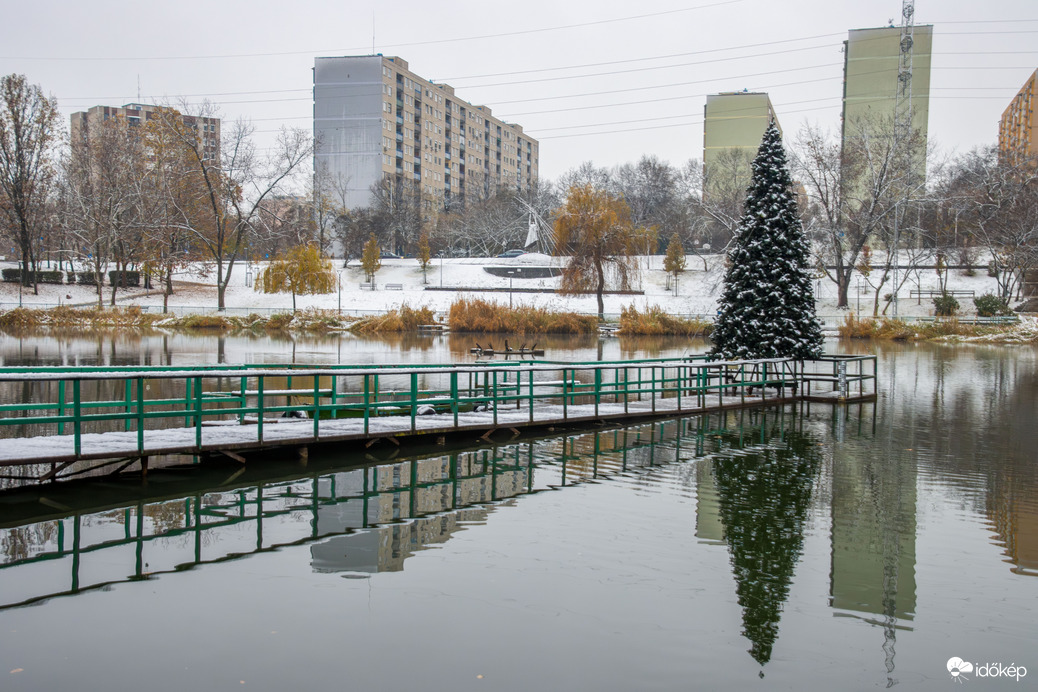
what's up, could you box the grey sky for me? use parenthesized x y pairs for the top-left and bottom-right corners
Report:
(3, 0), (1036, 182)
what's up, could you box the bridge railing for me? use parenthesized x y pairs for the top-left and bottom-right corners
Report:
(0, 355), (876, 464)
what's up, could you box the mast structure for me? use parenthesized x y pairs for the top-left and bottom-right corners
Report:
(891, 0), (916, 317)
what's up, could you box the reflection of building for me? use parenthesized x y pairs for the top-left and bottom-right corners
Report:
(694, 460), (726, 545)
(841, 26), (932, 175)
(987, 473), (1038, 577)
(830, 453), (917, 623)
(70, 103), (221, 163)
(998, 69), (1038, 165)
(313, 55), (538, 211)
(310, 458), (529, 574)
(702, 91), (779, 199)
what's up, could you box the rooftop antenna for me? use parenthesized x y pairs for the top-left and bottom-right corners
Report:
(372, 12), (376, 54)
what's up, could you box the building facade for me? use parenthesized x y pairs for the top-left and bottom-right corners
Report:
(314, 55), (539, 211)
(998, 69), (1038, 165)
(70, 103), (221, 162)
(841, 25), (932, 169)
(702, 91), (779, 199)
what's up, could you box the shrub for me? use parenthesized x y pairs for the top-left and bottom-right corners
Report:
(973, 293), (1013, 317)
(618, 305), (712, 336)
(933, 294), (959, 317)
(1, 269), (63, 284)
(108, 270), (141, 288)
(265, 313), (295, 331)
(77, 272), (99, 285)
(176, 314), (232, 330)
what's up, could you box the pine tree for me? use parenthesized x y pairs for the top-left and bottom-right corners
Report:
(711, 123), (823, 360)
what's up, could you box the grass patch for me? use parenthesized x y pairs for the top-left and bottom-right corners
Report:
(448, 297), (598, 334)
(349, 304), (437, 333)
(619, 305), (713, 336)
(0, 306), (160, 332)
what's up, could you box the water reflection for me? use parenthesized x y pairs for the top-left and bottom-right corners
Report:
(710, 415), (823, 666)
(0, 408), (831, 614)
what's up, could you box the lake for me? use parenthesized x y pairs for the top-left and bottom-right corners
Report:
(0, 332), (1035, 690)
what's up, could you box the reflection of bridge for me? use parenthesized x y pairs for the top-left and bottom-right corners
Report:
(0, 355), (876, 484)
(0, 411), (760, 609)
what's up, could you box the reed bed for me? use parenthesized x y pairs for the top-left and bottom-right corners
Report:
(348, 304), (436, 333)
(618, 305), (713, 336)
(448, 297), (598, 334)
(837, 313), (1016, 341)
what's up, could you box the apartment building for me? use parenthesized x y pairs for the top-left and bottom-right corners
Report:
(70, 103), (221, 162)
(702, 91), (779, 198)
(998, 69), (1038, 165)
(314, 55), (539, 211)
(842, 25), (932, 175)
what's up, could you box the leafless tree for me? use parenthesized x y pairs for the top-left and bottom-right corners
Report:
(0, 74), (61, 292)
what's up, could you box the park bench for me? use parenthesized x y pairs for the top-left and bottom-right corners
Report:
(385, 283), (403, 290)
(359, 282), (375, 290)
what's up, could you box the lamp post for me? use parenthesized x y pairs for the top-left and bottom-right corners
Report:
(337, 270), (343, 315)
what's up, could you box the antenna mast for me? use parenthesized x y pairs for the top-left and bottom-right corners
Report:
(891, 0), (915, 317)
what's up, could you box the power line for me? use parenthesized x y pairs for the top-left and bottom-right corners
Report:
(0, 1), (744, 62)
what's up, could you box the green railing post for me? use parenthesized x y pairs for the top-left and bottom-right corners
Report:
(363, 374), (370, 435)
(528, 369), (534, 423)
(239, 376), (247, 425)
(313, 374), (321, 439)
(492, 370), (499, 426)
(451, 371), (459, 427)
(410, 372), (418, 433)
(195, 376), (203, 449)
(594, 367), (601, 418)
(257, 376), (265, 444)
(73, 380), (81, 457)
(562, 368), (568, 420)
(136, 377), (145, 453)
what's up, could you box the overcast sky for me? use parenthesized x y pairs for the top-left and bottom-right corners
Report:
(4, 0), (1036, 184)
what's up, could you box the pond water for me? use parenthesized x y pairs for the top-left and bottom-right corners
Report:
(0, 332), (1035, 691)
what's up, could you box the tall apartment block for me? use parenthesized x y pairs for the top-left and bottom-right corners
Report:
(998, 69), (1038, 165)
(314, 55), (539, 211)
(702, 91), (779, 197)
(70, 103), (221, 162)
(842, 26), (932, 166)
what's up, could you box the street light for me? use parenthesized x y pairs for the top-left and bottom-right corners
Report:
(337, 270), (343, 315)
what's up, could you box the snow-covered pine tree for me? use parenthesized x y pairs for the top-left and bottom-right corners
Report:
(710, 122), (823, 360)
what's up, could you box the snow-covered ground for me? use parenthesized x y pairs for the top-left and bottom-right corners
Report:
(0, 252), (1012, 322)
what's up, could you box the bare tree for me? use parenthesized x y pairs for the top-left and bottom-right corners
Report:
(949, 147), (1038, 301)
(153, 102), (313, 310)
(58, 116), (146, 306)
(0, 74), (60, 292)
(792, 118), (927, 308)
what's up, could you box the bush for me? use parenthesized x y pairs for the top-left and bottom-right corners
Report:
(176, 314), (232, 330)
(265, 313), (295, 331)
(108, 270), (140, 288)
(1, 269), (63, 284)
(77, 271), (98, 285)
(973, 293), (1013, 317)
(933, 294), (959, 316)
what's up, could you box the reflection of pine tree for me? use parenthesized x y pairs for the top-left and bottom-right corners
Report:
(712, 427), (821, 666)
